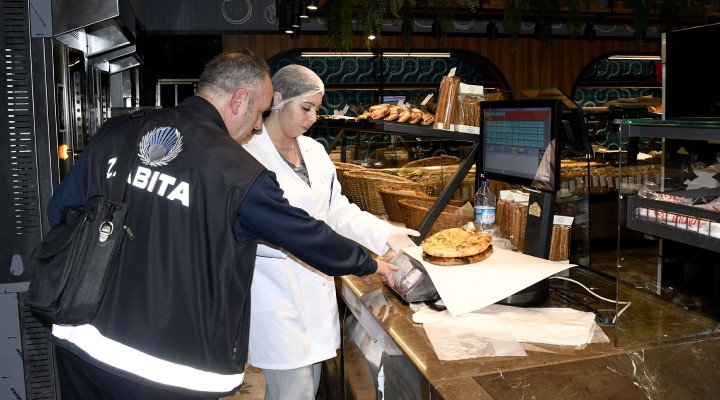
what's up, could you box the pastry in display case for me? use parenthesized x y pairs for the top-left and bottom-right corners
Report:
(620, 123), (720, 248)
(616, 119), (720, 347)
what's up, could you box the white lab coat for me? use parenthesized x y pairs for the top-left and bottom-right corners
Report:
(242, 125), (394, 369)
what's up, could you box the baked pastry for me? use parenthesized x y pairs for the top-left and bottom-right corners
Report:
(370, 104), (390, 119)
(397, 109), (412, 122)
(421, 113), (435, 126)
(408, 108), (424, 124)
(384, 106), (400, 121)
(420, 227), (493, 265)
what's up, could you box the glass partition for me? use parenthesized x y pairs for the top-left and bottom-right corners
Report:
(615, 119), (720, 346)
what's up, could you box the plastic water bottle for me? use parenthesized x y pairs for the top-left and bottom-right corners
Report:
(474, 180), (497, 235)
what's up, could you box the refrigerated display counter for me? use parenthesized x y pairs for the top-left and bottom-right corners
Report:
(332, 268), (720, 400)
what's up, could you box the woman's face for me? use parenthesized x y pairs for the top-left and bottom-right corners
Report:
(276, 91), (323, 138)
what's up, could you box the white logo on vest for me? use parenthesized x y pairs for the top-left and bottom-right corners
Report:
(139, 126), (183, 167)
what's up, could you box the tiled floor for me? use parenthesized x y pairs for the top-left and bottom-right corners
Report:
(222, 365), (265, 400)
(222, 361), (346, 400)
(589, 237), (719, 318)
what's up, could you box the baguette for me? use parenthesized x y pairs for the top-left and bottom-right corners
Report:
(434, 75), (461, 129)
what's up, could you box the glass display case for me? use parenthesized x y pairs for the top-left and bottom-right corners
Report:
(615, 119), (720, 346)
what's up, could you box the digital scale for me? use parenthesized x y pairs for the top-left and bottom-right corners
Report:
(387, 236), (552, 307)
(388, 252), (439, 303)
(386, 187), (556, 307)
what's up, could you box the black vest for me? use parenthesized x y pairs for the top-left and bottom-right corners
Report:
(82, 97), (264, 374)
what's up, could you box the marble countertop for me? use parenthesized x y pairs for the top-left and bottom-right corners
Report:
(338, 267), (720, 399)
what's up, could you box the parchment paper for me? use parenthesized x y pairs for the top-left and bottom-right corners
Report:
(403, 246), (574, 316)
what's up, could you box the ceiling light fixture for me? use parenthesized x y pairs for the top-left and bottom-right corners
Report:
(431, 19), (442, 40)
(384, 52), (451, 57)
(278, 5), (289, 33)
(584, 23), (596, 40)
(291, 0), (301, 27)
(607, 55), (662, 61)
(307, 0), (317, 10)
(487, 21), (497, 40)
(301, 52), (451, 58)
(301, 52), (375, 57)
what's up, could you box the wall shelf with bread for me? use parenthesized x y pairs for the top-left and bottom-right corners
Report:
(316, 90), (594, 270)
(323, 118), (481, 242)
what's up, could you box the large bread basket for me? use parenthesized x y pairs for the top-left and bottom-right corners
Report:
(343, 170), (415, 215)
(333, 162), (366, 196)
(378, 184), (434, 222)
(398, 198), (473, 236)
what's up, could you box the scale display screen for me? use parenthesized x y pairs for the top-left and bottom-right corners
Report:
(480, 99), (560, 189)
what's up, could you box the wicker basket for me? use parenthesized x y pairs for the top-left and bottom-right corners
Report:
(398, 198), (473, 236)
(343, 170), (415, 215)
(333, 162), (366, 195)
(401, 155), (461, 169)
(397, 164), (476, 202)
(378, 184), (434, 222)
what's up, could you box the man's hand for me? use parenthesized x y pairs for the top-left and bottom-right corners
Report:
(359, 259), (399, 288)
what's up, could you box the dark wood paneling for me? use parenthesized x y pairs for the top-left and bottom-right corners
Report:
(222, 34), (661, 95)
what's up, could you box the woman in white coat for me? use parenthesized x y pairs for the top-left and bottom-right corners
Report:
(242, 64), (418, 400)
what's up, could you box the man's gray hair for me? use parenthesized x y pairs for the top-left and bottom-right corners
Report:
(197, 49), (270, 102)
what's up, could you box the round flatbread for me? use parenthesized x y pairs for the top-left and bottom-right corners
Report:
(422, 245), (493, 266)
(420, 227), (492, 258)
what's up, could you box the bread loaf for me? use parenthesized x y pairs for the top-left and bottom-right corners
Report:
(434, 75), (461, 130)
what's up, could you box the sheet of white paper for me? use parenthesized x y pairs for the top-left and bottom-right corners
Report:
(413, 303), (608, 360)
(422, 313), (527, 360)
(404, 246), (575, 316)
(474, 304), (602, 347)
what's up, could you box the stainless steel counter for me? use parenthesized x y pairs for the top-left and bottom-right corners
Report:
(337, 267), (720, 399)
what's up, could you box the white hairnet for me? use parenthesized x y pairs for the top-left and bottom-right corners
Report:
(271, 64), (325, 109)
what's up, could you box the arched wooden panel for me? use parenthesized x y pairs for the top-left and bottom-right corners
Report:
(222, 34), (661, 95)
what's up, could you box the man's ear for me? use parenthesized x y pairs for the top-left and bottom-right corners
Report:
(231, 88), (248, 114)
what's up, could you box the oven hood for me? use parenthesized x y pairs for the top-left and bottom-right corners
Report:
(87, 44), (142, 73)
(52, 0), (140, 58)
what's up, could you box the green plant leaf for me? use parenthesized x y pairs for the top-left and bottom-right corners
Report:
(503, 0), (528, 52)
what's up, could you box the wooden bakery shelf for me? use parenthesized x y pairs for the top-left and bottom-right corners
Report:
(322, 119), (480, 240)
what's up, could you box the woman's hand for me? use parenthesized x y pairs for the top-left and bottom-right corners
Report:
(387, 227), (420, 253)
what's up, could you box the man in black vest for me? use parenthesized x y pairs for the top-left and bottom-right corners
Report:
(46, 48), (399, 399)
